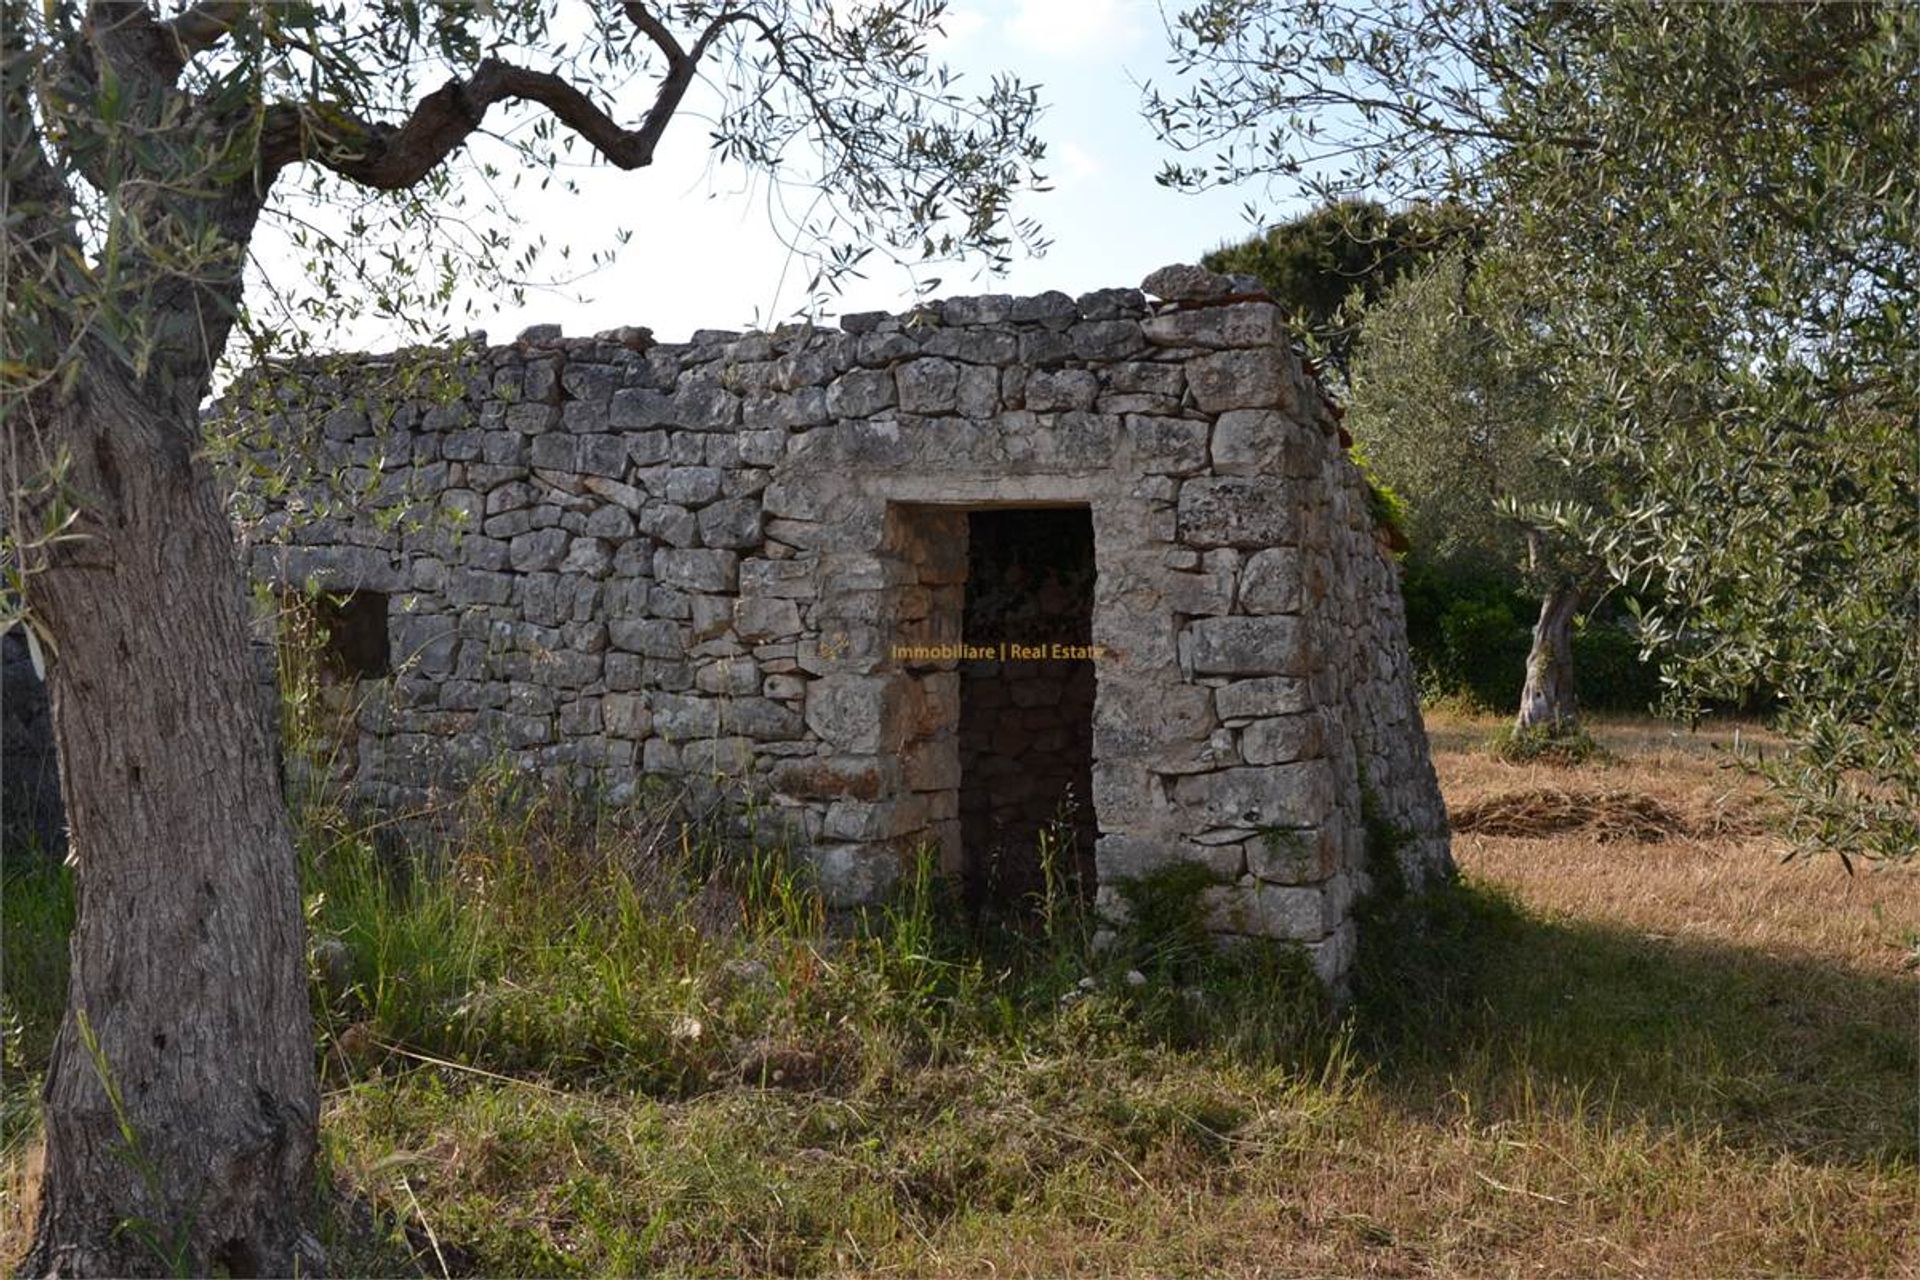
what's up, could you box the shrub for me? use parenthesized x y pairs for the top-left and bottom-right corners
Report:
(1488, 723), (1606, 766)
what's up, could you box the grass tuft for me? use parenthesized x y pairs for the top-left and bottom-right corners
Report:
(1489, 721), (1608, 765)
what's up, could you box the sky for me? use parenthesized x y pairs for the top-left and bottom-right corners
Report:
(257, 0), (1305, 349)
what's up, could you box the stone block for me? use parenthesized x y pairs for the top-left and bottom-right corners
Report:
(665, 465), (723, 506)
(738, 429), (786, 466)
(1009, 290), (1078, 322)
(640, 503), (697, 548)
(1188, 616), (1307, 676)
(903, 740), (961, 791)
(896, 358), (960, 413)
(508, 527), (570, 572)
(673, 378), (740, 428)
(804, 674), (900, 753)
(505, 403), (559, 434)
(824, 795), (926, 841)
(1177, 477), (1296, 547)
(642, 737), (680, 773)
(1241, 714), (1322, 765)
(1123, 415), (1209, 475)
(1246, 824), (1338, 884)
(1076, 287), (1145, 319)
(581, 475), (645, 513)
(924, 326), (1018, 364)
(574, 435), (629, 478)
(1025, 368), (1099, 412)
(764, 672), (806, 700)
(561, 400), (607, 434)
(689, 593), (734, 642)
(808, 844), (903, 908)
(1071, 319), (1147, 361)
(770, 756), (886, 801)
(1173, 761), (1335, 829)
(1215, 676), (1312, 721)
(1210, 409), (1294, 475)
(1140, 263), (1235, 302)
(698, 497), (762, 549)
(721, 696), (805, 740)
(603, 692), (651, 738)
(695, 657), (761, 696)
(651, 693), (720, 740)
(939, 294), (1014, 325)
(584, 505), (634, 539)
(826, 368), (896, 417)
(1095, 833), (1243, 883)
(682, 736), (755, 775)
(1305, 921), (1356, 987)
(627, 430), (671, 467)
(743, 389), (827, 429)
(1238, 547), (1302, 614)
(1202, 881), (1331, 941)
(608, 618), (688, 658)
(956, 365), (1001, 417)
(1142, 302), (1283, 349)
(560, 360), (619, 402)
(559, 537), (611, 578)
(1186, 348), (1297, 414)
(1018, 328), (1074, 365)
(265, 545), (404, 592)
(655, 548), (738, 592)
(734, 596), (803, 641)
(740, 558), (818, 599)
(1091, 679), (1215, 760)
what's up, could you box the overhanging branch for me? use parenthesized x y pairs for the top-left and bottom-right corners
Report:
(263, 6), (763, 192)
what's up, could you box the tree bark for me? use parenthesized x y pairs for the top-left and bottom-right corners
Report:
(16, 360), (319, 1277)
(1515, 581), (1580, 734)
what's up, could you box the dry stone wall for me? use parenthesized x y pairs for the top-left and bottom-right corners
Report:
(236, 263), (1450, 987)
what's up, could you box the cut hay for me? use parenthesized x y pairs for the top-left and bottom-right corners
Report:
(1450, 788), (1763, 843)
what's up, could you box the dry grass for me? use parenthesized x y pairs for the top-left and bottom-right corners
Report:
(304, 710), (1918, 1277)
(1429, 709), (1920, 974)
(6, 710), (1917, 1277)
(1450, 786), (1762, 842)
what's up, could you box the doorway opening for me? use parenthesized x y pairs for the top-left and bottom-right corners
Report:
(957, 507), (1099, 918)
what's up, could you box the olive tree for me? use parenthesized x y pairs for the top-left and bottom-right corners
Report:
(1344, 248), (1594, 732)
(1149, 0), (1918, 858)
(0, 3), (1044, 1272)
(1200, 197), (1477, 385)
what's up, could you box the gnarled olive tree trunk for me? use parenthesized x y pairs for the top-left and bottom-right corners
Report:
(1515, 580), (1580, 734)
(16, 354), (319, 1277)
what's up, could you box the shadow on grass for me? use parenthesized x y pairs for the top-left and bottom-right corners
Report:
(1350, 876), (1918, 1169)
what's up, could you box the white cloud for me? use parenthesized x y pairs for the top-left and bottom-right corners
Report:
(1003, 0), (1147, 60)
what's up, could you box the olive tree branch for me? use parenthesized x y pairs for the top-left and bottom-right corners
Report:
(259, 7), (761, 190)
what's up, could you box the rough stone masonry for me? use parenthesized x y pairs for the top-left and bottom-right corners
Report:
(220, 262), (1452, 987)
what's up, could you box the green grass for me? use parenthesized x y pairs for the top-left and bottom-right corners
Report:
(4, 752), (1914, 1275)
(1488, 720), (1607, 765)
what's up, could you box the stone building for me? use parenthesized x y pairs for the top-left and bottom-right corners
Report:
(16, 264), (1452, 986)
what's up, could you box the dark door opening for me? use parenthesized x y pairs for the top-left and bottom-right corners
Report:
(958, 507), (1099, 918)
